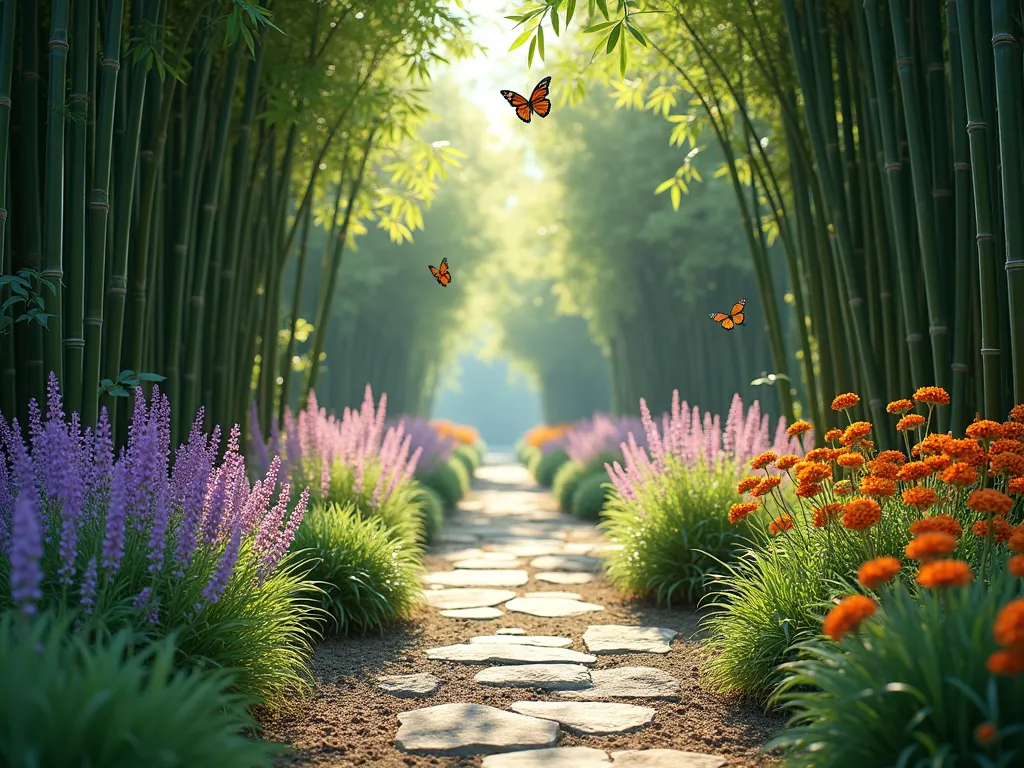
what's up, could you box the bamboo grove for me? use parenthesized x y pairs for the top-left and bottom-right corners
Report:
(508, 0), (1024, 444)
(0, 0), (468, 446)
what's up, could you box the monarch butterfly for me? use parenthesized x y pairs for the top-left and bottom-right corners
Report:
(500, 76), (552, 124)
(428, 258), (452, 287)
(709, 299), (746, 330)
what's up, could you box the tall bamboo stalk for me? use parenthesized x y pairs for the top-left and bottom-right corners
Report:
(0, 0), (16, 415)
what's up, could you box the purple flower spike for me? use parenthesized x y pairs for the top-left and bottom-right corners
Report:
(203, 524), (241, 604)
(10, 492), (43, 615)
(102, 461), (128, 574)
(80, 557), (98, 616)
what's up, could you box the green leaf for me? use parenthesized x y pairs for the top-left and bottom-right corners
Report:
(551, 8), (560, 35)
(110, 388), (130, 398)
(537, 24), (545, 60)
(0, 315), (11, 331)
(626, 22), (648, 46)
(605, 23), (621, 54)
(10, 282), (28, 298)
(1, 296), (24, 313)
(118, 369), (135, 382)
(136, 372), (167, 382)
(99, 378), (114, 388)
(653, 178), (675, 194)
(528, 35), (537, 68)
(596, 0), (610, 18)
(619, 31), (628, 75)
(582, 20), (617, 34)
(508, 25), (535, 52)
(670, 185), (681, 211)
(565, 0), (577, 26)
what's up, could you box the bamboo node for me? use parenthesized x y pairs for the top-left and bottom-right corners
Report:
(83, 318), (102, 327)
(140, 150), (154, 160)
(929, 326), (949, 337)
(926, 64), (944, 72)
(202, 204), (217, 213)
(107, 287), (127, 297)
(62, 338), (85, 349)
(879, 292), (892, 299)
(0, 209), (6, 221)
(88, 202), (110, 212)
(992, 33), (1015, 46)
(101, 59), (120, 71)
(848, 297), (865, 307)
(932, 189), (953, 197)
(48, 41), (70, 53)
(951, 364), (969, 372)
(1006, 260), (1024, 272)
(966, 120), (987, 133)
(907, 333), (925, 342)
(883, 163), (901, 172)
(953, 162), (970, 170)
(0, 97), (10, 107)
(976, 232), (995, 242)
(896, 57), (913, 67)
(981, 348), (1001, 356)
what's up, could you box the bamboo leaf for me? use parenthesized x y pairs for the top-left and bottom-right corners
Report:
(583, 20), (617, 33)
(0, 316), (11, 332)
(565, 0), (577, 25)
(619, 31), (628, 76)
(596, 0), (610, 19)
(625, 22), (648, 46)
(136, 372), (166, 382)
(1, 296), (24, 313)
(537, 23), (545, 60)
(551, 8), (560, 35)
(10, 282), (27, 298)
(606, 23), (621, 54)
(509, 25), (536, 52)
(118, 369), (135, 382)
(653, 178), (675, 194)
(528, 36), (537, 68)
(670, 184), (681, 211)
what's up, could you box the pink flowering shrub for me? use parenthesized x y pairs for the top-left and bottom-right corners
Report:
(0, 375), (318, 706)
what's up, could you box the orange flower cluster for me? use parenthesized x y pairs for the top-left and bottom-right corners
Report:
(842, 497), (881, 530)
(431, 420), (480, 445)
(988, 598), (1024, 677)
(824, 428), (843, 442)
(916, 559), (973, 589)
(768, 515), (794, 535)
(971, 518), (1015, 543)
(524, 423), (573, 448)
(860, 476), (897, 498)
(914, 386), (951, 406)
(837, 452), (865, 468)
(787, 420), (813, 437)
(905, 532), (958, 561)
(897, 461), (931, 482)
(896, 414), (926, 432)
(940, 462), (977, 487)
(857, 556), (900, 589)
(737, 476), (760, 494)
(729, 502), (758, 524)
(752, 476), (782, 497)
(841, 422), (872, 446)
(823, 595), (876, 640)
(752, 451), (778, 470)
(831, 393), (860, 411)
(909, 514), (963, 538)
(812, 503), (842, 528)
(966, 488), (1014, 516)
(902, 486), (938, 511)
(966, 419), (1003, 441)
(775, 454), (800, 470)
(887, 399), (914, 414)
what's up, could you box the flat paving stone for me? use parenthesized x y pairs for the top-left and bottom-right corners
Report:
(425, 589), (517, 610)
(524, 591), (583, 600)
(441, 607), (505, 620)
(583, 626), (678, 655)
(497, 627), (526, 635)
(536, 572), (595, 585)
(426, 643), (597, 665)
(556, 667), (681, 701)
(471, 635), (572, 648)
(561, 542), (597, 554)
(485, 539), (566, 557)
(530, 555), (603, 573)
(395, 702), (559, 756)
(475, 663), (593, 690)
(424, 570), (530, 588)
(454, 558), (526, 570)
(505, 597), (605, 618)
(377, 672), (442, 698)
(482, 747), (612, 767)
(510, 702), (656, 735)
(611, 749), (727, 767)
(435, 533), (479, 545)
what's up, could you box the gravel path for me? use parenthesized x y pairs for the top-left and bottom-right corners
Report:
(260, 455), (782, 767)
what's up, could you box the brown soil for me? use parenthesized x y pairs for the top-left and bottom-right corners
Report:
(259, 460), (784, 767)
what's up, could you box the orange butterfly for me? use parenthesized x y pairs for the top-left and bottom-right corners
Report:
(709, 299), (746, 330)
(428, 258), (452, 287)
(500, 76), (552, 124)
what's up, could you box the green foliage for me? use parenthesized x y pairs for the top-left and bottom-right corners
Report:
(291, 503), (424, 636)
(600, 459), (748, 606)
(412, 484), (446, 541)
(0, 611), (281, 767)
(96, 369), (166, 399)
(533, 449), (571, 487)
(417, 457), (470, 509)
(769, 576), (1024, 767)
(570, 471), (611, 520)
(553, 460), (588, 511)
(0, 268), (57, 333)
(323, 461), (425, 545)
(452, 442), (479, 476)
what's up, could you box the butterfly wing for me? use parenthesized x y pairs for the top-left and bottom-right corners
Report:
(438, 258), (450, 277)
(729, 299), (746, 326)
(709, 312), (730, 323)
(720, 317), (736, 331)
(428, 264), (442, 285)
(438, 258), (451, 286)
(529, 76), (552, 118)
(500, 89), (533, 123)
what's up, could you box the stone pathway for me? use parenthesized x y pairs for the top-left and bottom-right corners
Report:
(392, 456), (732, 766)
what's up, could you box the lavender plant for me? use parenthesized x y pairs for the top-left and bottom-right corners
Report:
(0, 375), (318, 706)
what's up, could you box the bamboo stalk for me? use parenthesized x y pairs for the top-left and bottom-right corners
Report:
(0, 0), (16, 415)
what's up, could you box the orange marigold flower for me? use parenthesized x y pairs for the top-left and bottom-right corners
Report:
(775, 454), (800, 470)
(842, 497), (882, 530)
(831, 393), (861, 411)
(910, 514), (963, 538)
(1010, 477), (1024, 495)
(804, 448), (834, 463)
(797, 462), (832, 486)
(768, 515), (794, 535)
(967, 419), (1004, 441)
(737, 476), (761, 494)
(837, 452), (865, 468)
(917, 559), (974, 588)
(993, 598), (1024, 650)
(914, 386), (951, 406)
(752, 451), (778, 470)
(944, 438), (985, 461)
(1003, 421), (1024, 440)
(751, 476), (783, 497)
(787, 420), (813, 437)
(1010, 404), (1024, 423)
(920, 434), (953, 455)
(812, 504), (843, 528)
(795, 483), (823, 498)
(860, 476), (898, 498)
(1010, 554), (1024, 578)
(990, 452), (1024, 477)
(987, 649), (1024, 676)
(898, 462), (932, 482)
(925, 455), (952, 473)
(897, 414), (927, 432)
(876, 450), (908, 465)
(887, 399), (915, 414)
(902, 486), (939, 511)
(971, 518), (1015, 543)
(1010, 531), (1024, 553)
(867, 460), (901, 479)
(834, 479), (853, 496)
(967, 488), (1014, 516)
(857, 556), (901, 589)
(841, 422), (873, 446)
(906, 532), (959, 561)
(823, 595), (877, 640)
(974, 722), (998, 746)
(940, 462), (978, 487)
(991, 439), (1024, 456)
(824, 428), (843, 442)
(728, 502), (759, 524)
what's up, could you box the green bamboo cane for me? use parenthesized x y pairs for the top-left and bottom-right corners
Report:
(990, 0), (1024, 403)
(922, 1), (954, 300)
(957, 0), (1004, 419)
(64, 0), (93, 417)
(0, 0), (16, 415)
(888, 0), (951, 406)
(82, 0), (124, 430)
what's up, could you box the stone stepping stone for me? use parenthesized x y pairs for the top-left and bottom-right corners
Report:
(497, 627), (525, 635)
(435, 532), (478, 545)
(561, 542), (596, 554)
(475, 663), (592, 690)
(485, 540), (566, 557)
(441, 607), (504, 620)
(483, 747), (612, 767)
(426, 643), (597, 665)
(439, 547), (487, 561)
(524, 591), (582, 600)
(556, 667), (680, 701)
(424, 570), (529, 588)
(510, 702), (656, 735)
(583, 626), (678, 655)
(376, 672), (442, 698)
(530, 555), (603, 573)
(470, 635), (572, 648)
(396, 702), (559, 756)
(425, 588), (517, 610)
(454, 558), (526, 570)
(536, 572), (594, 585)
(506, 597), (605, 618)
(611, 750), (727, 768)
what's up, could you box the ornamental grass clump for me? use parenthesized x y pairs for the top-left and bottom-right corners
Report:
(0, 376), (317, 707)
(551, 413), (645, 513)
(0, 610), (282, 768)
